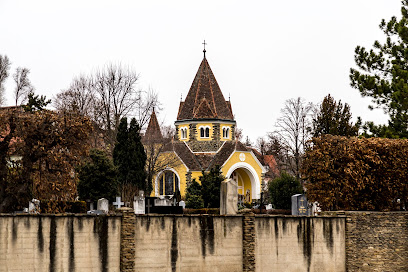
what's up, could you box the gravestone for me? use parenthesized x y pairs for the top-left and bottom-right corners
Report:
(220, 178), (238, 215)
(97, 198), (109, 214)
(113, 196), (124, 209)
(28, 199), (40, 214)
(134, 191), (145, 214)
(154, 197), (172, 206)
(291, 194), (309, 216)
(179, 200), (186, 209)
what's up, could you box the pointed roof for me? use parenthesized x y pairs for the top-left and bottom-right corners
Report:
(144, 109), (163, 143)
(177, 57), (234, 121)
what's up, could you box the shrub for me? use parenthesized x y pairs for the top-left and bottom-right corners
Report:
(268, 172), (303, 210)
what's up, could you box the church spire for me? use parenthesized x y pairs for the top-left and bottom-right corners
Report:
(144, 108), (163, 143)
(177, 55), (234, 121)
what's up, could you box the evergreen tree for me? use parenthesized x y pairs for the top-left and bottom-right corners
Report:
(77, 149), (118, 202)
(23, 92), (51, 112)
(350, 1), (408, 138)
(185, 179), (204, 209)
(268, 172), (303, 210)
(113, 117), (147, 191)
(200, 165), (224, 208)
(312, 94), (360, 137)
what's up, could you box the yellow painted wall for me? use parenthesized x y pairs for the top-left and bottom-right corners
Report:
(177, 125), (189, 141)
(151, 152), (189, 197)
(221, 151), (263, 183)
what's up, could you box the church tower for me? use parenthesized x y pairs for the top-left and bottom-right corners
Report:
(148, 46), (266, 202)
(175, 53), (236, 152)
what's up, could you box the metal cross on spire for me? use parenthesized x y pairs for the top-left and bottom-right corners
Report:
(202, 40), (207, 58)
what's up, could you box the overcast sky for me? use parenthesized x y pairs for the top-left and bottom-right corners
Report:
(0, 0), (403, 142)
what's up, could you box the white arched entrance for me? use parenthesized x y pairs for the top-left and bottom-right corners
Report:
(225, 162), (261, 200)
(155, 168), (181, 196)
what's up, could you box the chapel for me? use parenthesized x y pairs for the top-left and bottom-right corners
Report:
(144, 49), (267, 203)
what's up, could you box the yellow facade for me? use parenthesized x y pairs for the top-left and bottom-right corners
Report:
(148, 55), (266, 202)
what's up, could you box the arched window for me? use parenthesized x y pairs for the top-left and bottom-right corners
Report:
(223, 127), (230, 138)
(158, 170), (179, 195)
(180, 127), (188, 139)
(199, 126), (210, 138)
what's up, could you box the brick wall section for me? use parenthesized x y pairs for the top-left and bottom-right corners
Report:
(344, 211), (408, 272)
(242, 212), (256, 272)
(119, 208), (136, 272)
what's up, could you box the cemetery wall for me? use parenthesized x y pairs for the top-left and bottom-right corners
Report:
(255, 216), (346, 272)
(0, 214), (121, 272)
(126, 214), (345, 272)
(343, 211), (408, 272)
(132, 214), (244, 272)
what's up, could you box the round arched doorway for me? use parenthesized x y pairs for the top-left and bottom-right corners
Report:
(226, 162), (261, 203)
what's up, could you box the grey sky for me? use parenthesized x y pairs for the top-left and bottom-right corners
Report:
(0, 0), (402, 141)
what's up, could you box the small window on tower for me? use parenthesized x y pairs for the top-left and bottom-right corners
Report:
(205, 127), (210, 138)
(222, 127), (230, 139)
(180, 127), (188, 139)
(200, 127), (205, 138)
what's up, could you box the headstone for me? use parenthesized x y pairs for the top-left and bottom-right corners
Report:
(97, 198), (109, 214)
(179, 200), (186, 209)
(133, 191), (145, 214)
(291, 194), (309, 216)
(154, 197), (172, 206)
(113, 196), (124, 209)
(28, 199), (40, 214)
(220, 178), (238, 215)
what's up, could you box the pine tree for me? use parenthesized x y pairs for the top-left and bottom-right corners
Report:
(113, 117), (147, 192)
(77, 149), (119, 202)
(185, 179), (204, 209)
(350, 1), (408, 138)
(312, 94), (360, 137)
(200, 165), (225, 208)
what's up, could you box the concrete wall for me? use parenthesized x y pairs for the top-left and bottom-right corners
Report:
(127, 214), (346, 272)
(133, 215), (243, 272)
(2, 212), (407, 272)
(0, 214), (121, 272)
(344, 211), (408, 272)
(256, 216), (346, 272)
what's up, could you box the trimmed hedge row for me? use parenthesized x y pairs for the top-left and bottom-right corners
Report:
(40, 200), (87, 213)
(302, 135), (408, 211)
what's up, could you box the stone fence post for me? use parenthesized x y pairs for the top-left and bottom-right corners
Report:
(119, 207), (136, 272)
(242, 210), (256, 272)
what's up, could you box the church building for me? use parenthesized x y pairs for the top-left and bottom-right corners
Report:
(145, 50), (267, 203)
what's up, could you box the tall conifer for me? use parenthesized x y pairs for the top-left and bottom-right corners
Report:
(113, 117), (147, 192)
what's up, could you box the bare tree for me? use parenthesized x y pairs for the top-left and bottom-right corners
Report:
(0, 55), (11, 105)
(270, 97), (313, 179)
(13, 67), (33, 106)
(55, 63), (160, 151)
(135, 87), (160, 130)
(143, 127), (181, 196)
(54, 75), (95, 116)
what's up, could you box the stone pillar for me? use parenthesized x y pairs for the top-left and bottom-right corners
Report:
(242, 211), (255, 272)
(119, 207), (136, 272)
(220, 178), (238, 215)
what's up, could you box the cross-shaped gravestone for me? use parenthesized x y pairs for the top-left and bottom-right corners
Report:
(146, 198), (153, 214)
(113, 196), (124, 209)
